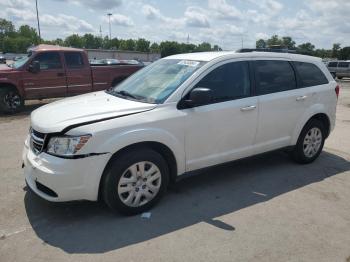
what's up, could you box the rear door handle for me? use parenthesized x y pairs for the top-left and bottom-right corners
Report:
(57, 72), (65, 77)
(240, 105), (256, 111)
(296, 95), (307, 101)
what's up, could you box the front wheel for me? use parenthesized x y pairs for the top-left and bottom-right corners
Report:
(102, 148), (169, 215)
(0, 87), (24, 114)
(292, 119), (325, 164)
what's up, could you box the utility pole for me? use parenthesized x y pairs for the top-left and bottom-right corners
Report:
(107, 13), (112, 40)
(35, 0), (41, 43)
(99, 25), (102, 38)
(187, 34), (189, 44)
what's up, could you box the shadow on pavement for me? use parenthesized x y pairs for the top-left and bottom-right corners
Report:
(24, 150), (350, 254)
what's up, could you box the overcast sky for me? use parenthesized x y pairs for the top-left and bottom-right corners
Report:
(0, 0), (349, 50)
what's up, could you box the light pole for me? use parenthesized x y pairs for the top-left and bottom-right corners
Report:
(107, 13), (112, 40)
(35, 0), (41, 43)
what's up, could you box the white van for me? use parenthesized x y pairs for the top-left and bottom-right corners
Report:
(23, 51), (339, 214)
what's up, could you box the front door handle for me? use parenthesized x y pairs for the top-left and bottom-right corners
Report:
(240, 105), (256, 111)
(296, 95), (307, 101)
(57, 72), (65, 77)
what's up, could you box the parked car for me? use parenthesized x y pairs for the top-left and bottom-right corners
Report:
(0, 44), (143, 113)
(22, 51), (338, 214)
(327, 60), (350, 79)
(0, 55), (6, 64)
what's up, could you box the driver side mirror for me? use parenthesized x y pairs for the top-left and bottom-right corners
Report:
(28, 60), (40, 73)
(178, 87), (213, 109)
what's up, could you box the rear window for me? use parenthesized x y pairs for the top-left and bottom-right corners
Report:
(254, 60), (296, 95)
(338, 62), (350, 68)
(328, 62), (338, 67)
(64, 52), (84, 68)
(293, 62), (329, 87)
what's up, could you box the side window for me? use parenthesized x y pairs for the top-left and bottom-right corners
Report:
(34, 52), (62, 70)
(328, 62), (338, 67)
(195, 61), (251, 103)
(254, 60), (296, 95)
(293, 62), (329, 87)
(338, 62), (350, 68)
(64, 52), (84, 68)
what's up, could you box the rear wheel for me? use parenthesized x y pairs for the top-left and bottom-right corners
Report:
(292, 119), (325, 164)
(0, 87), (24, 114)
(102, 148), (169, 215)
(337, 76), (343, 80)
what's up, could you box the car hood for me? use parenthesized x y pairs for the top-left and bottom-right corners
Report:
(31, 91), (157, 133)
(0, 64), (14, 72)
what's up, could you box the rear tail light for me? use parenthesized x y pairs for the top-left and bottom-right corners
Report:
(335, 85), (340, 98)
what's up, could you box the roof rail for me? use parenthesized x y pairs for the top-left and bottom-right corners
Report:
(236, 48), (297, 54)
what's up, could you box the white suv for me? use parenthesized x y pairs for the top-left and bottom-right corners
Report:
(22, 51), (339, 214)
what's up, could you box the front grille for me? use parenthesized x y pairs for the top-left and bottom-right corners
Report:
(30, 128), (46, 154)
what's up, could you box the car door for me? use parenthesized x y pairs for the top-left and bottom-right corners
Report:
(253, 59), (310, 152)
(181, 60), (258, 172)
(64, 52), (93, 96)
(22, 51), (67, 99)
(337, 61), (350, 77)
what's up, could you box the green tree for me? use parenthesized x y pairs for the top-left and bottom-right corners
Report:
(136, 38), (150, 52)
(256, 39), (267, 48)
(339, 47), (350, 60)
(150, 42), (159, 52)
(119, 39), (136, 51)
(212, 44), (222, 51)
(159, 41), (181, 57)
(297, 42), (315, 55)
(195, 42), (212, 52)
(64, 34), (85, 48)
(332, 43), (341, 58)
(266, 35), (283, 47)
(282, 36), (296, 49)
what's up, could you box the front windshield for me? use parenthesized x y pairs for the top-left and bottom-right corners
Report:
(108, 59), (205, 104)
(10, 52), (32, 69)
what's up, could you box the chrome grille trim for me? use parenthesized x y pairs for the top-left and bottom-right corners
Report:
(29, 128), (47, 155)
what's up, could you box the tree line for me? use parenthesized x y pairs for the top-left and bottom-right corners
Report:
(1, 18), (349, 59)
(0, 18), (221, 57)
(256, 35), (350, 60)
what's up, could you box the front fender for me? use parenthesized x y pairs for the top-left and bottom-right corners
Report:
(97, 127), (186, 175)
(291, 103), (329, 145)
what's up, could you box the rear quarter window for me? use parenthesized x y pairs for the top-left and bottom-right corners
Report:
(254, 60), (297, 95)
(293, 62), (329, 87)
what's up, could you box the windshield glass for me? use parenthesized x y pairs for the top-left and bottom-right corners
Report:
(108, 59), (205, 104)
(10, 52), (32, 69)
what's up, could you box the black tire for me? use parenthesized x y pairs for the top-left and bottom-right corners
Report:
(0, 87), (24, 114)
(102, 148), (169, 215)
(292, 119), (325, 164)
(337, 76), (343, 80)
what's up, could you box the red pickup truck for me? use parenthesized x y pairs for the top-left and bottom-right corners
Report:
(0, 45), (143, 113)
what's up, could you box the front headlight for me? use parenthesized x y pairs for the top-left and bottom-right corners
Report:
(47, 135), (91, 157)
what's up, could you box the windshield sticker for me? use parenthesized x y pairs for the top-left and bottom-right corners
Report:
(177, 60), (200, 67)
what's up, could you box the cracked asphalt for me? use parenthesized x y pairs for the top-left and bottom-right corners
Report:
(1, 80), (350, 262)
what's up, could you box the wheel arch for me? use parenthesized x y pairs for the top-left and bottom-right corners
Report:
(98, 141), (179, 200)
(0, 82), (22, 96)
(292, 110), (331, 145)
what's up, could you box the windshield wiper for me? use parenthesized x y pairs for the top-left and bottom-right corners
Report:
(114, 90), (138, 99)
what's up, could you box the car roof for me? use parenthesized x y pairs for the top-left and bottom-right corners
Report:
(165, 51), (322, 63)
(28, 44), (83, 52)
